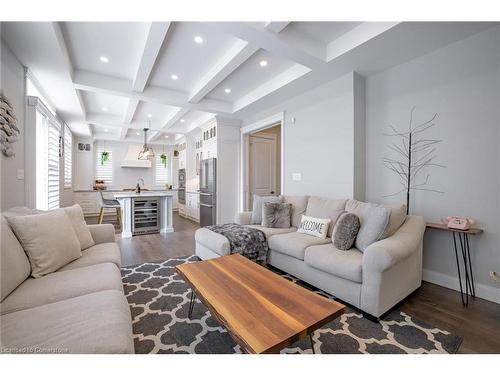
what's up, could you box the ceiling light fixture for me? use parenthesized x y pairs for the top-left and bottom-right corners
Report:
(104, 129), (109, 132)
(171, 74), (178, 80)
(180, 118), (185, 123)
(102, 107), (108, 112)
(138, 121), (155, 161)
(136, 132), (141, 136)
(259, 60), (268, 67)
(100, 56), (109, 63)
(164, 135), (169, 138)
(194, 36), (203, 44)
(224, 88), (231, 94)
(147, 114), (153, 118)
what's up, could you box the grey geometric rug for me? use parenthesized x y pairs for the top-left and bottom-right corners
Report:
(121, 255), (462, 354)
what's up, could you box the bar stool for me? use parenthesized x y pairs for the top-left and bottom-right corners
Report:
(97, 191), (122, 232)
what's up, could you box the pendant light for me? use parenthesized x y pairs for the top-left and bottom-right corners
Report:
(138, 120), (155, 161)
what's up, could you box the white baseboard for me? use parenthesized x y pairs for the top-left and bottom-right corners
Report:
(423, 269), (500, 304)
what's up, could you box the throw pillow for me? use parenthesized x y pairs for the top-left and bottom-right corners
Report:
(305, 196), (347, 237)
(283, 195), (309, 228)
(262, 202), (292, 228)
(7, 210), (82, 278)
(297, 215), (331, 239)
(354, 205), (391, 252)
(332, 213), (360, 250)
(251, 195), (283, 224)
(58, 204), (95, 250)
(382, 203), (407, 238)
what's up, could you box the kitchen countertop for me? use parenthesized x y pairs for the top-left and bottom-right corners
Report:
(186, 190), (200, 194)
(113, 191), (175, 198)
(74, 189), (178, 193)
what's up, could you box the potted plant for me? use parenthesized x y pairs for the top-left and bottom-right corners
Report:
(160, 153), (168, 167)
(100, 151), (109, 165)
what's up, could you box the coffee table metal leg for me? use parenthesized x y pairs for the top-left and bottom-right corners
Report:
(309, 333), (316, 354)
(188, 291), (195, 319)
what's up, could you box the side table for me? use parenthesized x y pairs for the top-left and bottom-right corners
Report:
(426, 223), (483, 306)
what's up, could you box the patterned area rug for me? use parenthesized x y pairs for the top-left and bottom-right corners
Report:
(121, 255), (462, 354)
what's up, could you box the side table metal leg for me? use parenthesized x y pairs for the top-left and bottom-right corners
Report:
(188, 291), (195, 319)
(309, 333), (316, 354)
(452, 232), (467, 306)
(465, 234), (476, 297)
(458, 233), (471, 303)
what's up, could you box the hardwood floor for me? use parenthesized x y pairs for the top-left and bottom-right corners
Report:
(117, 213), (500, 354)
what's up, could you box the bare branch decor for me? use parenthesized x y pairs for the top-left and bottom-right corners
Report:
(383, 106), (446, 214)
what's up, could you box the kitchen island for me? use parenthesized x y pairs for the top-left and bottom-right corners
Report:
(113, 191), (175, 238)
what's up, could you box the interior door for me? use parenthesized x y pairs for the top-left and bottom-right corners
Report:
(249, 135), (277, 206)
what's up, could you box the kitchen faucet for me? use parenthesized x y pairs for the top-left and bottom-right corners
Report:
(136, 178), (145, 193)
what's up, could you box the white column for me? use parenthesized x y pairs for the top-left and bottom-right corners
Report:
(117, 197), (133, 238)
(160, 195), (174, 233)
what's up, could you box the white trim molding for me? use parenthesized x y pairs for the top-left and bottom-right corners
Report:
(423, 269), (500, 304)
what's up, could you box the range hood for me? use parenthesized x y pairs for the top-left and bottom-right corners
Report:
(121, 145), (152, 168)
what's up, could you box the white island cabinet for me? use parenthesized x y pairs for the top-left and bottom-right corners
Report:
(113, 191), (175, 238)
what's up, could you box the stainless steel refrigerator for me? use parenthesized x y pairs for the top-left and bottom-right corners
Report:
(199, 158), (216, 227)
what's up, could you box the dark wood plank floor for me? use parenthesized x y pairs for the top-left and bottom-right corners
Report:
(117, 213), (500, 354)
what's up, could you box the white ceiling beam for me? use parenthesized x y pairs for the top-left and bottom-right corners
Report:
(132, 22), (171, 92)
(209, 22), (326, 70)
(326, 22), (399, 62)
(188, 40), (258, 103)
(123, 98), (140, 124)
(149, 108), (190, 142)
(264, 22), (290, 33)
(73, 70), (232, 115)
(119, 127), (129, 140)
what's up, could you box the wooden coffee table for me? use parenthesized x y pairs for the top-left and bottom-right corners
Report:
(176, 254), (345, 354)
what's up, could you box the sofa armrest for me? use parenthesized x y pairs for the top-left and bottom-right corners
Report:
(362, 215), (426, 273)
(234, 211), (252, 225)
(88, 224), (116, 245)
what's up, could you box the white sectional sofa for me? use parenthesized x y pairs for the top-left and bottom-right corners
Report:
(195, 196), (426, 318)
(0, 208), (134, 354)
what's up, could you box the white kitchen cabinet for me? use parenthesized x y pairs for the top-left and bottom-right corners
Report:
(178, 203), (186, 217)
(200, 122), (217, 160)
(185, 192), (200, 222)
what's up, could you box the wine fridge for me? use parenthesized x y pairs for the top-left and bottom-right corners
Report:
(132, 197), (160, 235)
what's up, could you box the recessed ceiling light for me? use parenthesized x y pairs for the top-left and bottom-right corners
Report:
(102, 107), (108, 112)
(224, 88), (231, 94)
(147, 114), (153, 118)
(104, 129), (109, 132)
(171, 74), (178, 80)
(100, 56), (109, 63)
(180, 118), (185, 123)
(164, 135), (169, 138)
(136, 132), (141, 136)
(259, 60), (268, 67)
(194, 36), (203, 44)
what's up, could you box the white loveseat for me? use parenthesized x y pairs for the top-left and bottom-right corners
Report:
(195, 196), (426, 318)
(0, 207), (134, 353)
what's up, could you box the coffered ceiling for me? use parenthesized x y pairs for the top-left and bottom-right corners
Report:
(1, 21), (497, 144)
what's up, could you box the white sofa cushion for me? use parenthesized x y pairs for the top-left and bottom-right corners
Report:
(305, 196), (347, 237)
(0, 217), (31, 302)
(58, 242), (122, 271)
(268, 232), (330, 260)
(245, 225), (297, 238)
(58, 204), (95, 250)
(0, 290), (134, 354)
(195, 228), (230, 256)
(7, 210), (82, 278)
(283, 195), (309, 228)
(382, 203), (407, 237)
(347, 203), (391, 252)
(0, 263), (123, 315)
(304, 243), (363, 283)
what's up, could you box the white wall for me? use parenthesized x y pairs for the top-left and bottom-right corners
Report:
(74, 139), (174, 191)
(244, 72), (366, 201)
(365, 26), (500, 302)
(1, 41), (25, 210)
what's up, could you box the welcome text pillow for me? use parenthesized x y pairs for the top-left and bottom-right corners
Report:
(297, 215), (331, 239)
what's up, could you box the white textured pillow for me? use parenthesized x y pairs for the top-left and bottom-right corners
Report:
(297, 215), (331, 239)
(7, 210), (82, 278)
(58, 204), (95, 250)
